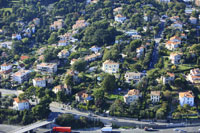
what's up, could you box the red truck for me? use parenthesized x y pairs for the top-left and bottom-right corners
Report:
(52, 127), (71, 132)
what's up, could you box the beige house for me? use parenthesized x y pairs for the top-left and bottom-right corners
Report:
(84, 53), (102, 62)
(50, 19), (64, 30)
(72, 20), (89, 30)
(124, 72), (146, 83)
(132, 35), (142, 40)
(166, 41), (181, 50)
(57, 49), (70, 59)
(151, 91), (161, 103)
(113, 7), (122, 14)
(58, 40), (68, 46)
(58, 32), (78, 45)
(12, 70), (30, 84)
(165, 36), (181, 50)
(124, 89), (141, 104)
(53, 84), (72, 95)
(37, 63), (57, 73)
(169, 53), (181, 65)
(161, 72), (175, 84)
(187, 68), (200, 84)
(102, 60), (119, 74)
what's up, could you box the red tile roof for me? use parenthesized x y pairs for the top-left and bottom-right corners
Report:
(179, 91), (194, 98)
(20, 56), (29, 61)
(14, 98), (29, 103)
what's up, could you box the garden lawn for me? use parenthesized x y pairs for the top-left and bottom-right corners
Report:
(106, 94), (123, 101)
(163, 56), (169, 68)
(178, 65), (193, 70)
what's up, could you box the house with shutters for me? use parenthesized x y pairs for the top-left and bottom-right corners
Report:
(102, 60), (119, 74)
(179, 91), (194, 106)
(124, 72), (146, 83)
(37, 63), (57, 73)
(151, 91), (161, 103)
(169, 53), (182, 65)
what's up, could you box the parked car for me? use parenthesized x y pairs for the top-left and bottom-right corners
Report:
(173, 129), (180, 132)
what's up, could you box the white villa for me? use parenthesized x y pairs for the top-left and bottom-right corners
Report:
(151, 91), (161, 103)
(102, 60), (119, 74)
(33, 78), (46, 87)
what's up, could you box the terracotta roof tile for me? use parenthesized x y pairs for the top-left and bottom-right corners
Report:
(151, 91), (160, 96)
(179, 91), (194, 98)
(14, 98), (29, 103)
(20, 56), (29, 61)
(127, 89), (140, 96)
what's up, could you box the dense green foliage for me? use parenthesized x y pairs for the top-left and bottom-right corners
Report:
(81, 20), (119, 46)
(56, 114), (103, 129)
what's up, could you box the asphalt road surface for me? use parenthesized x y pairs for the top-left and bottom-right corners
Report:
(0, 89), (19, 96)
(73, 126), (200, 133)
(49, 103), (166, 126)
(0, 124), (21, 133)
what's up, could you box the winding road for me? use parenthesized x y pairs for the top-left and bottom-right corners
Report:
(148, 20), (165, 69)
